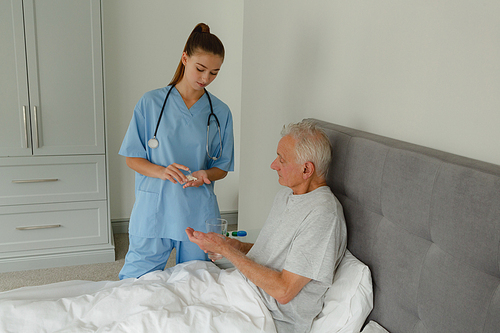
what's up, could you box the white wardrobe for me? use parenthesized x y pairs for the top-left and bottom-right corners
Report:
(0, 0), (115, 272)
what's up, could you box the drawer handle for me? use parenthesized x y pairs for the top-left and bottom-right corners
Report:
(16, 224), (62, 230)
(33, 106), (39, 148)
(22, 105), (29, 149)
(12, 179), (59, 184)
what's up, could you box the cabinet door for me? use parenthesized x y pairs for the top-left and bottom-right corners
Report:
(24, 0), (105, 155)
(0, 0), (33, 157)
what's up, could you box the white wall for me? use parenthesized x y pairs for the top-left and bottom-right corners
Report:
(238, 0), (500, 231)
(102, 1), (243, 220)
(102, 1), (500, 231)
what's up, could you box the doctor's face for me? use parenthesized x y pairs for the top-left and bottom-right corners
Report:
(271, 135), (305, 193)
(182, 51), (223, 91)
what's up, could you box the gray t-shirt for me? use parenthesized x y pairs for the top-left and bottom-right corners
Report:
(246, 186), (347, 333)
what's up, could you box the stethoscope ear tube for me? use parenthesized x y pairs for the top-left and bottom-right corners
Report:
(148, 86), (173, 149)
(153, 85), (174, 139)
(205, 90), (222, 161)
(206, 122), (222, 161)
(206, 91), (220, 128)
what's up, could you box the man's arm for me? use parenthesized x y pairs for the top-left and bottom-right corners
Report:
(186, 228), (311, 304)
(226, 237), (253, 255)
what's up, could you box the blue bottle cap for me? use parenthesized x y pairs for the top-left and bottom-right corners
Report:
(226, 230), (247, 237)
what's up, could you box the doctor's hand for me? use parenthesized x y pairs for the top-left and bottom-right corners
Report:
(183, 170), (211, 188)
(162, 163), (191, 184)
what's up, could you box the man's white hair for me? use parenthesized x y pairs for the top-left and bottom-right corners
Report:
(281, 120), (332, 178)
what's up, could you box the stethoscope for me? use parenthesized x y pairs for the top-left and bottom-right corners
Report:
(147, 85), (222, 161)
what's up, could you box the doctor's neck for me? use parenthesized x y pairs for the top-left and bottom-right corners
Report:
(175, 80), (205, 101)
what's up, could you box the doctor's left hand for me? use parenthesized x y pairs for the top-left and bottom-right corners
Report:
(183, 170), (211, 188)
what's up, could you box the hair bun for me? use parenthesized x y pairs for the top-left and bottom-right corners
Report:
(194, 23), (210, 34)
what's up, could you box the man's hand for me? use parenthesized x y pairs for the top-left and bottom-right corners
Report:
(186, 228), (310, 304)
(186, 228), (252, 254)
(185, 227), (225, 254)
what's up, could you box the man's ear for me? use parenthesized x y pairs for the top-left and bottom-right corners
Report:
(303, 161), (315, 179)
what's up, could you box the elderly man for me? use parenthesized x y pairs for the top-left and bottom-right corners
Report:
(186, 120), (347, 333)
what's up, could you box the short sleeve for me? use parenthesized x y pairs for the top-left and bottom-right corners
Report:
(206, 102), (235, 172)
(119, 98), (148, 159)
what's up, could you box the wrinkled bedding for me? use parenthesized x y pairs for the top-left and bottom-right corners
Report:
(0, 261), (276, 333)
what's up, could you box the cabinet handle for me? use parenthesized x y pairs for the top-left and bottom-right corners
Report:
(12, 178), (59, 184)
(32, 106), (39, 148)
(22, 106), (29, 149)
(16, 224), (62, 231)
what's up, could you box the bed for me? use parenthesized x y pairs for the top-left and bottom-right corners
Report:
(0, 251), (372, 332)
(1, 118), (498, 333)
(312, 119), (500, 333)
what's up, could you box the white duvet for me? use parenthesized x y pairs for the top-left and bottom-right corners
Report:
(0, 261), (277, 333)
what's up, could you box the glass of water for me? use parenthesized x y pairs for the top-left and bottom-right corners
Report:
(205, 218), (228, 261)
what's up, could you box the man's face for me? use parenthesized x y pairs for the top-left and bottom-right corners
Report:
(271, 135), (305, 193)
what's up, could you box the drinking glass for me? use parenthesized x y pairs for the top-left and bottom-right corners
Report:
(205, 218), (227, 261)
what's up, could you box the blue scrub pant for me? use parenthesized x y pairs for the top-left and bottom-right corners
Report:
(119, 235), (208, 280)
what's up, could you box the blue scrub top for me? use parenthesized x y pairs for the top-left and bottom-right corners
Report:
(119, 86), (235, 241)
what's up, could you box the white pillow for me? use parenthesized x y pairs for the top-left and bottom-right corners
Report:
(310, 250), (373, 333)
(360, 321), (390, 333)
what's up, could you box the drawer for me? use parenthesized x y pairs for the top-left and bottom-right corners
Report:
(0, 201), (109, 254)
(0, 155), (106, 206)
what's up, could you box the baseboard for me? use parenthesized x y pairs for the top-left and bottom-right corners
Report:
(221, 211), (238, 225)
(111, 220), (130, 234)
(112, 211), (238, 234)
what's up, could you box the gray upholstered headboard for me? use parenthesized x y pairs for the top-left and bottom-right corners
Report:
(310, 119), (500, 333)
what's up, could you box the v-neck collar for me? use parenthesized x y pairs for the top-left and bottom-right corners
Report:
(172, 86), (208, 113)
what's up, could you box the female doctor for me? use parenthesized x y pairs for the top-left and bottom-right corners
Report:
(118, 23), (234, 279)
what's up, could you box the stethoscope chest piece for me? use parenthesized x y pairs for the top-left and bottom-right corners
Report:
(148, 137), (159, 149)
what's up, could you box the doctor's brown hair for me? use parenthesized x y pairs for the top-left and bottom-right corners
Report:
(169, 23), (225, 86)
